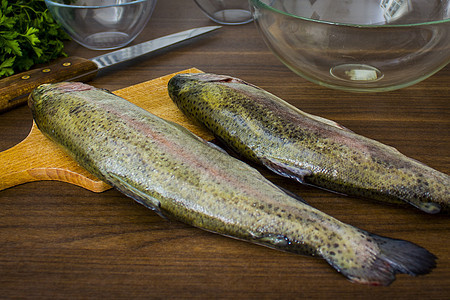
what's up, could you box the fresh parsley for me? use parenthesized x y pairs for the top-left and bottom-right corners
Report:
(0, 0), (70, 78)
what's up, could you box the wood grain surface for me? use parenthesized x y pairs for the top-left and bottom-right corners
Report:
(0, 1), (449, 298)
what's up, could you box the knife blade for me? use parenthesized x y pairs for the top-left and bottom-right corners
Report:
(0, 26), (221, 113)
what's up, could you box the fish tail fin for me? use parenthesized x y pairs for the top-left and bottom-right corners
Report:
(341, 233), (437, 286)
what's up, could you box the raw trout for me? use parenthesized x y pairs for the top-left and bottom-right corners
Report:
(29, 82), (436, 285)
(168, 73), (450, 214)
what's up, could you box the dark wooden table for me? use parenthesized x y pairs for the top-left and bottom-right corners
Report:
(1, 1), (449, 298)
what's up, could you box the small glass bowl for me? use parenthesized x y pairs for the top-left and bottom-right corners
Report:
(45, 0), (157, 50)
(194, 0), (253, 25)
(249, 0), (450, 92)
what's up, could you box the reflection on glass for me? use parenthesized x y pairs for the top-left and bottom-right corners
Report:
(269, 0), (447, 25)
(380, 0), (412, 23)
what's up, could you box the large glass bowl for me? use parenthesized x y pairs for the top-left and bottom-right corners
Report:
(249, 0), (450, 92)
(45, 0), (157, 50)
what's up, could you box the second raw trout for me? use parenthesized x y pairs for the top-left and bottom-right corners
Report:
(29, 82), (435, 286)
(168, 73), (450, 214)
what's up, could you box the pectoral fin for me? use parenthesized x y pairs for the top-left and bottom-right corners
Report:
(403, 198), (441, 214)
(255, 234), (290, 247)
(108, 173), (165, 217)
(260, 156), (348, 197)
(259, 157), (313, 183)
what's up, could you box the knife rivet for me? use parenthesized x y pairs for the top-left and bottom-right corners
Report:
(21, 75), (30, 80)
(42, 68), (51, 73)
(63, 62), (71, 67)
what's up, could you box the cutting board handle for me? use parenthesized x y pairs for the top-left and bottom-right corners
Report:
(0, 123), (110, 192)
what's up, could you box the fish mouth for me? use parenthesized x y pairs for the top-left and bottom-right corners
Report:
(28, 84), (51, 110)
(27, 93), (35, 110)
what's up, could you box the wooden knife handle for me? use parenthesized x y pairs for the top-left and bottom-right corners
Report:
(0, 56), (98, 113)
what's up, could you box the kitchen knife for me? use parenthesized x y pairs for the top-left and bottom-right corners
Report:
(0, 26), (221, 113)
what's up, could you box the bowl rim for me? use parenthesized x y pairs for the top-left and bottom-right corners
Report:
(44, 0), (154, 9)
(249, 0), (450, 27)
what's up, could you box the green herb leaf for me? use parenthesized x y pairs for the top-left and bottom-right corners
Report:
(0, 56), (15, 77)
(0, 0), (70, 78)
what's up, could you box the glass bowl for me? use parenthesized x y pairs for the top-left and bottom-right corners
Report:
(45, 0), (157, 50)
(249, 0), (450, 92)
(194, 0), (253, 25)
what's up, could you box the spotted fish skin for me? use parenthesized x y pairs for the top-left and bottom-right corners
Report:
(29, 82), (436, 285)
(168, 73), (450, 214)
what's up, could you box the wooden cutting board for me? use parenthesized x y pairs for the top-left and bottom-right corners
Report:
(0, 68), (213, 192)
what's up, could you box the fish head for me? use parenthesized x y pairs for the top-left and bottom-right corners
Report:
(168, 73), (258, 108)
(28, 82), (99, 131)
(168, 73), (223, 97)
(28, 83), (51, 111)
(29, 82), (95, 111)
